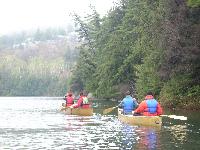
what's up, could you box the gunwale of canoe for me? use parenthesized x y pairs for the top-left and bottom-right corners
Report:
(118, 109), (162, 128)
(62, 107), (93, 116)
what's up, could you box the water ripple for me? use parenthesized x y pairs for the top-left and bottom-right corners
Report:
(0, 98), (200, 150)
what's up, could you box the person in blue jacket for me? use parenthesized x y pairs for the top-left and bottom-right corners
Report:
(119, 91), (138, 115)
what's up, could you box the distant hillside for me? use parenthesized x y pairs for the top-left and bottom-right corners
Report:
(0, 27), (80, 96)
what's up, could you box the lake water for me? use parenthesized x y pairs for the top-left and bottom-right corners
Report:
(0, 97), (199, 150)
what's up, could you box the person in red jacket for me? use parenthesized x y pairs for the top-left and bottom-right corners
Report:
(133, 92), (163, 116)
(64, 91), (74, 107)
(70, 91), (90, 108)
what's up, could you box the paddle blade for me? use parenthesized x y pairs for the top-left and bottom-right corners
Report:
(103, 107), (116, 115)
(160, 115), (187, 120)
(178, 116), (187, 120)
(172, 115), (187, 120)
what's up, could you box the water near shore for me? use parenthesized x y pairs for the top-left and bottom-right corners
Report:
(0, 97), (199, 149)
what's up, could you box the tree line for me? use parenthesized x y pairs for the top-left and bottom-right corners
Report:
(70, 0), (200, 109)
(0, 27), (79, 96)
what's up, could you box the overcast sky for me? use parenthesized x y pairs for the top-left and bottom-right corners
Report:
(0, 0), (116, 35)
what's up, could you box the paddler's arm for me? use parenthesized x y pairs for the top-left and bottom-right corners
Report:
(63, 95), (67, 100)
(118, 101), (123, 108)
(134, 101), (146, 114)
(132, 98), (139, 109)
(70, 98), (83, 108)
(157, 103), (163, 115)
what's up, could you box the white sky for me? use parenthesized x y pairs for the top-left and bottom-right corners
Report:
(0, 0), (116, 35)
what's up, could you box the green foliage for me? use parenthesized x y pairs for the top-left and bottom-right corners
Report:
(70, 8), (103, 94)
(135, 54), (163, 99)
(187, 0), (200, 7)
(0, 55), (68, 96)
(159, 74), (193, 106)
(70, 0), (200, 108)
(187, 85), (200, 97)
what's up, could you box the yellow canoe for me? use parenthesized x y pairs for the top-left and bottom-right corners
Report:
(118, 109), (162, 128)
(61, 107), (93, 116)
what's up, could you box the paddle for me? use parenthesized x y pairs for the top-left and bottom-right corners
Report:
(160, 115), (187, 120)
(103, 107), (187, 120)
(60, 103), (70, 111)
(103, 106), (118, 115)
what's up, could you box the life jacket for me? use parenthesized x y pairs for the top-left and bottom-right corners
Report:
(66, 96), (74, 107)
(145, 99), (158, 113)
(81, 96), (90, 108)
(134, 94), (162, 116)
(122, 95), (136, 114)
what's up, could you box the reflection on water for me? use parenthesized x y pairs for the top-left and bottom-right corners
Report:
(169, 125), (187, 144)
(0, 97), (199, 149)
(118, 124), (137, 149)
(134, 127), (160, 150)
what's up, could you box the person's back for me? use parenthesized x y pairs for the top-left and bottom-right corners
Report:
(66, 95), (74, 107)
(65, 92), (74, 107)
(134, 92), (163, 116)
(71, 91), (90, 108)
(80, 95), (90, 108)
(120, 91), (138, 115)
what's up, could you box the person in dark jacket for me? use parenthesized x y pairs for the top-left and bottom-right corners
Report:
(119, 91), (138, 115)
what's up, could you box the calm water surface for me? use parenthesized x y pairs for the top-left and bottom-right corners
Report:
(0, 97), (199, 150)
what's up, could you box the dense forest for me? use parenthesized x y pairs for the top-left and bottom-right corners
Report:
(0, 27), (79, 96)
(0, 0), (199, 109)
(70, 0), (200, 109)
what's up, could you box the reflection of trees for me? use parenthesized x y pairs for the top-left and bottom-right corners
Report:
(169, 125), (187, 144)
